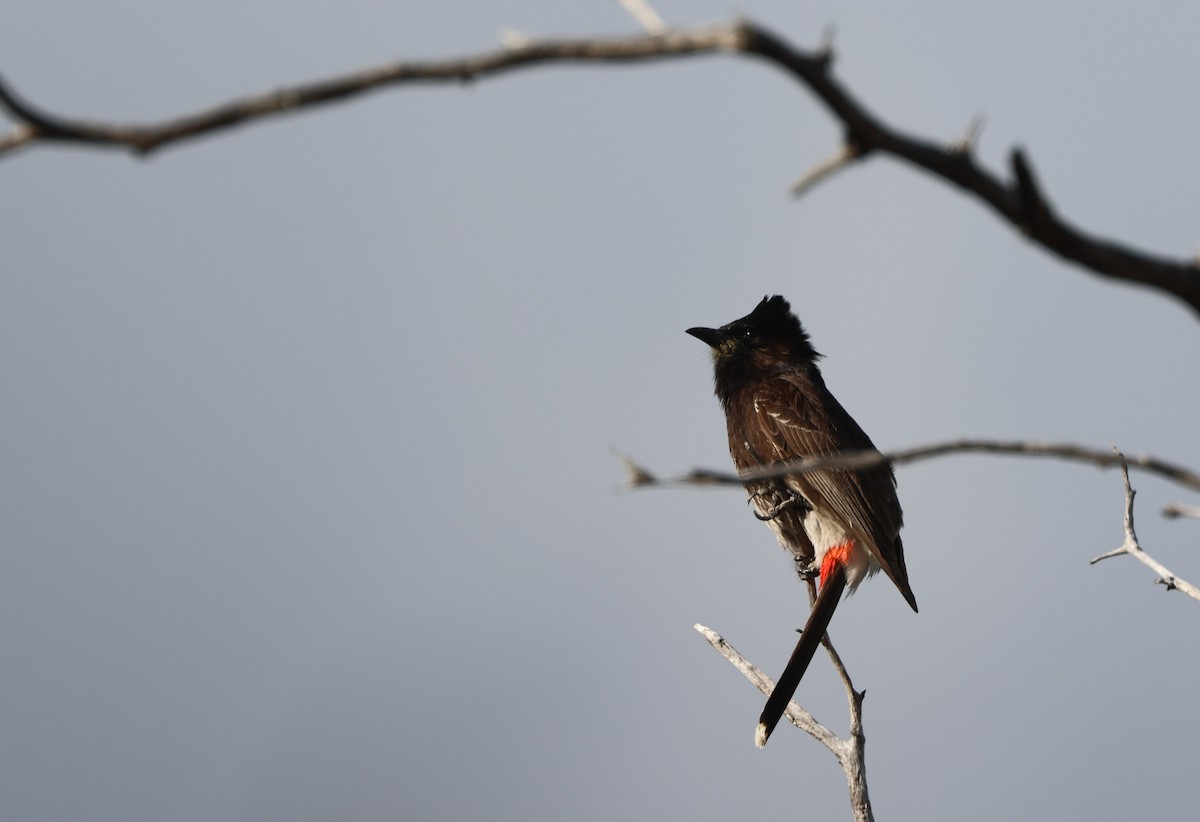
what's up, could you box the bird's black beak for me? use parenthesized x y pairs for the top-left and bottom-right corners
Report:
(686, 326), (726, 348)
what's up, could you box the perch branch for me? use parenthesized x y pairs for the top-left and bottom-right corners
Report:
(621, 439), (1200, 601)
(694, 623), (839, 748)
(620, 438), (1200, 495)
(695, 623), (871, 821)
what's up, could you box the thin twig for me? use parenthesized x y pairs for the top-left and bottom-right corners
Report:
(948, 113), (986, 154)
(695, 623), (871, 820)
(790, 141), (863, 197)
(0, 25), (747, 156)
(626, 440), (1200, 601)
(620, 438), (1200, 495)
(615, 0), (667, 34)
(612, 447), (657, 487)
(1162, 502), (1200, 520)
(693, 623), (839, 749)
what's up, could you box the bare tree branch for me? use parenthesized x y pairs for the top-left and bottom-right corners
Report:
(2, 19), (1199, 314)
(687, 446), (1198, 810)
(695, 514), (874, 817)
(694, 623), (838, 747)
(0, 25), (747, 157)
(840, 687), (872, 822)
(1090, 451), (1200, 601)
(620, 438), (1200, 495)
(695, 623), (871, 821)
(624, 439), (1200, 601)
(821, 626), (872, 822)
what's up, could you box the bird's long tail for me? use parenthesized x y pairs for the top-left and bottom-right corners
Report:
(755, 561), (848, 747)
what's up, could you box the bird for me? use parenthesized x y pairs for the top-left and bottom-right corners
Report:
(687, 295), (916, 747)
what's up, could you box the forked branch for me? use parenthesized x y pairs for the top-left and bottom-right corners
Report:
(695, 623), (872, 822)
(1090, 450), (1200, 602)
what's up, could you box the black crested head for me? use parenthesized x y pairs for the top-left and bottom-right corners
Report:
(687, 294), (819, 362)
(686, 295), (821, 404)
(738, 296), (812, 348)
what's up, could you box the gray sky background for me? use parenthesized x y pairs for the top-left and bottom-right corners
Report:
(4, 2), (1199, 820)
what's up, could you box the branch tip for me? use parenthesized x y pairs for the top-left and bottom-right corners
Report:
(949, 113), (986, 154)
(790, 141), (862, 197)
(1011, 146), (1049, 229)
(815, 23), (837, 66)
(611, 447), (657, 488)
(1089, 545), (1126, 565)
(616, 0), (667, 34)
(1162, 502), (1200, 520)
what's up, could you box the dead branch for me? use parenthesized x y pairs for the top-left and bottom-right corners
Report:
(619, 438), (1200, 495)
(1090, 451), (1200, 601)
(621, 438), (1200, 602)
(695, 623), (872, 821)
(2, 19), (1199, 315)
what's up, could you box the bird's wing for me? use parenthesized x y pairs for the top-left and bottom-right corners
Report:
(751, 372), (917, 611)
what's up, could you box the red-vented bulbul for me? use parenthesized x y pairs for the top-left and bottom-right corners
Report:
(687, 295), (917, 747)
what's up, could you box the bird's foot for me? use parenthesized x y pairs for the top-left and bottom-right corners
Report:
(794, 556), (818, 581)
(752, 491), (802, 521)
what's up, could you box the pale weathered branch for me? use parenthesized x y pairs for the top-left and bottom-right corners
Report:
(695, 623), (871, 821)
(2, 18), (1199, 314)
(1090, 451), (1200, 601)
(840, 687), (872, 822)
(820, 625), (872, 822)
(687, 447), (1196, 813)
(694, 623), (838, 747)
